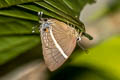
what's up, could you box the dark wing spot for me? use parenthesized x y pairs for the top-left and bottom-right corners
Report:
(43, 28), (49, 32)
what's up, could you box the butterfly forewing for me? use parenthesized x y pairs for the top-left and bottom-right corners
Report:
(40, 19), (77, 71)
(51, 19), (77, 56)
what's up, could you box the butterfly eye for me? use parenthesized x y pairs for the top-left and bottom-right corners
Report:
(44, 19), (48, 21)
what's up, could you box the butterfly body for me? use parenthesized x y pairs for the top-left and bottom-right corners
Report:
(40, 19), (79, 71)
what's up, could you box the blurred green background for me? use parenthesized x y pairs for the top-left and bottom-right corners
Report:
(0, 0), (120, 80)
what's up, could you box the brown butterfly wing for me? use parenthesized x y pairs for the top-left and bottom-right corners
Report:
(51, 19), (77, 57)
(40, 19), (77, 71)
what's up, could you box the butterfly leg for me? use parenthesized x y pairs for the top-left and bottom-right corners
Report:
(32, 24), (40, 33)
(77, 32), (88, 53)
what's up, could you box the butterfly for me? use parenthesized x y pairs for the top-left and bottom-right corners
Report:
(37, 12), (83, 71)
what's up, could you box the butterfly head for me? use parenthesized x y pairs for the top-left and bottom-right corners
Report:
(38, 12), (53, 33)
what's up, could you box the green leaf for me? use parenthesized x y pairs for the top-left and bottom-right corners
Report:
(0, 15), (37, 35)
(0, 7), (38, 21)
(0, 0), (41, 8)
(0, 36), (40, 65)
(44, 0), (76, 18)
(63, 0), (96, 16)
(0, 15), (40, 65)
(18, 4), (66, 22)
(35, 2), (79, 24)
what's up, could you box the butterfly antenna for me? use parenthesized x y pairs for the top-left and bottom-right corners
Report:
(38, 11), (43, 23)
